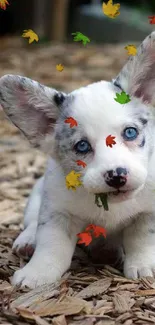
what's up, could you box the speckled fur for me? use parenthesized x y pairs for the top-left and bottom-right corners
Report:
(1, 32), (155, 288)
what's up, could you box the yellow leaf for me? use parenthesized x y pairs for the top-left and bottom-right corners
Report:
(22, 29), (39, 44)
(0, 0), (9, 10)
(56, 64), (64, 72)
(65, 170), (82, 190)
(102, 0), (120, 19)
(124, 44), (137, 56)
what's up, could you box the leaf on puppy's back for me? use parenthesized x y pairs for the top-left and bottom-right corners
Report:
(75, 278), (112, 298)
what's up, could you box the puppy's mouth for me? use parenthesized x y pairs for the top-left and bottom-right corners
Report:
(107, 189), (130, 196)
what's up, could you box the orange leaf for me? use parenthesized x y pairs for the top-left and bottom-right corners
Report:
(106, 135), (116, 148)
(77, 232), (92, 246)
(148, 16), (155, 24)
(64, 117), (78, 128)
(76, 160), (87, 168)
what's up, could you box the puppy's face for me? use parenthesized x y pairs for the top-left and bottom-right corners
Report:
(1, 31), (155, 203)
(54, 81), (153, 202)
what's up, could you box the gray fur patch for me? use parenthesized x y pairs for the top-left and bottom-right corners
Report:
(113, 77), (122, 90)
(149, 228), (155, 234)
(138, 137), (145, 148)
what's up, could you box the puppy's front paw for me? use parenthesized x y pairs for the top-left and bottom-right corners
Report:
(12, 264), (61, 288)
(12, 225), (37, 260)
(124, 251), (155, 279)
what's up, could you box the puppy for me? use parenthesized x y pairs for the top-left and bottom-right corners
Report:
(1, 32), (155, 289)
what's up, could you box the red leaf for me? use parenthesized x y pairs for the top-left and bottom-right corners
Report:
(77, 232), (92, 246)
(85, 224), (96, 232)
(86, 224), (106, 239)
(148, 16), (155, 24)
(106, 135), (116, 148)
(64, 117), (78, 128)
(76, 160), (87, 168)
(93, 225), (107, 238)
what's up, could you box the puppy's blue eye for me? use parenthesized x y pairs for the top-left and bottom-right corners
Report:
(74, 140), (91, 154)
(123, 127), (138, 141)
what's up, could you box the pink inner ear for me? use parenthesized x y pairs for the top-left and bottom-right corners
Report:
(134, 86), (151, 102)
(133, 60), (155, 103)
(40, 117), (56, 135)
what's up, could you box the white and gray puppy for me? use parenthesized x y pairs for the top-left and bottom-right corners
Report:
(1, 32), (155, 289)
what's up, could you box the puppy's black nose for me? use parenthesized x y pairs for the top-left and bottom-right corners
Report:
(104, 168), (127, 189)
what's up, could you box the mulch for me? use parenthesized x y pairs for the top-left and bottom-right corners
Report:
(1, 37), (155, 325)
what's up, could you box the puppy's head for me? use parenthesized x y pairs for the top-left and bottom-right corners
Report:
(1, 32), (155, 203)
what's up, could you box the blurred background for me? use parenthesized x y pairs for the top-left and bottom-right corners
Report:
(0, 0), (155, 237)
(0, 0), (155, 92)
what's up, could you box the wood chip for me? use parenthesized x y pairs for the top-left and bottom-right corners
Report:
(112, 293), (130, 313)
(52, 315), (67, 325)
(35, 296), (88, 317)
(75, 278), (112, 298)
(136, 289), (155, 296)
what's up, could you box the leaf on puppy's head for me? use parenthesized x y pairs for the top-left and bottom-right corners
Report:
(65, 170), (82, 190)
(64, 117), (78, 128)
(114, 91), (131, 104)
(106, 135), (116, 148)
(76, 160), (87, 168)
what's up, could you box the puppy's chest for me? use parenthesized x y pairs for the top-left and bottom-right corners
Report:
(73, 192), (151, 233)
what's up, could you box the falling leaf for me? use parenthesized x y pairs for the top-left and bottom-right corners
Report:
(114, 90), (131, 104)
(64, 117), (78, 128)
(86, 224), (106, 238)
(65, 170), (82, 190)
(148, 16), (155, 24)
(106, 135), (116, 148)
(102, 0), (120, 19)
(95, 193), (109, 211)
(124, 44), (137, 56)
(72, 32), (90, 46)
(56, 64), (64, 72)
(77, 223), (106, 246)
(0, 0), (9, 10)
(76, 160), (87, 168)
(77, 232), (92, 246)
(22, 29), (39, 44)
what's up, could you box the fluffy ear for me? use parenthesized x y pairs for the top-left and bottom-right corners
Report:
(0, 75), (66, 148)
(113, 31), (155, 106)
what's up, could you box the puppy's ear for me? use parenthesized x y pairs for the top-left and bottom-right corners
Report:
(0, 75), (66, 149)
(114, 31), (155, 106)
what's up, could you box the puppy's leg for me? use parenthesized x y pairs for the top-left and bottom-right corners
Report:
(12, 214), (85, 288)
(13, 177), (44, 259)
(123, 214), (155, 279)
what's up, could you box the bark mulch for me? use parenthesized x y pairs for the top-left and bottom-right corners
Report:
(1, 37), (155, 325)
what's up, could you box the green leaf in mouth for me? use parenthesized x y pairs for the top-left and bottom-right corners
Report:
(95, 193), (109, 211)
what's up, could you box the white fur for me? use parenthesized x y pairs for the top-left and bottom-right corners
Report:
(1, 32), (155, 288)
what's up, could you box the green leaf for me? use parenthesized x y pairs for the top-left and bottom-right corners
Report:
(72, 32), (90, 45)
(95, 193), (109, 211)
(114, 91), (131, 104)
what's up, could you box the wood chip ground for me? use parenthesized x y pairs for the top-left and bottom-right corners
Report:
(1, 37), (155, 325)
